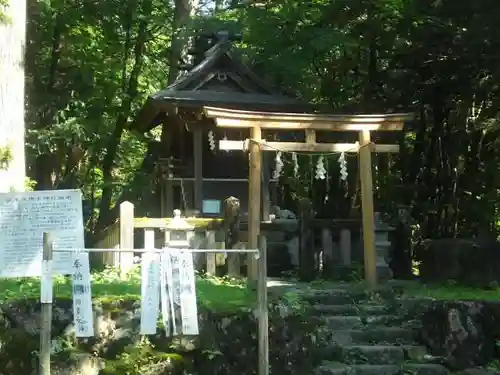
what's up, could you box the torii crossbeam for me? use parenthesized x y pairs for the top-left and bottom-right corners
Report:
(203, 106), (413, 288)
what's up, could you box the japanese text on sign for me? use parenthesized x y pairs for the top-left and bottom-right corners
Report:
(0, 189), (85, 277)
(71, 252), (94, 337)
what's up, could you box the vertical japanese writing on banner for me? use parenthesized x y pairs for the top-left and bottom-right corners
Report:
(160, 250), (175, 336)
(159, 248), (199, 337)
(0, 189), (84, 277)
(169, 250), (183, 334)
(140, 251), (160, 335)
(71, 252), (94, 337)
(178, 251), (198, 335)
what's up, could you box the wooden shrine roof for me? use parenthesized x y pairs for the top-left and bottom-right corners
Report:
(130, 35), (312, 133)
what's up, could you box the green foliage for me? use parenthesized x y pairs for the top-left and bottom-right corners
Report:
(22, 0), (500, 240)
(231, 0), (500, 236)
(104, 338), (185, 375)
(25, 0), (173, 232)
(0, 0), (9, 24)
(0, 145), (12, 170)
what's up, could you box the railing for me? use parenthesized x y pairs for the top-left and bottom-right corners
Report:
(94, 200), (392, 280)
(93, 201), (233, 275)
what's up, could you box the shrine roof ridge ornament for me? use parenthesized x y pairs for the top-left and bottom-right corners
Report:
(129, 30), (312, 133)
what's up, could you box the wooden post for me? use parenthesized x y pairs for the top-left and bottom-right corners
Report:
(193, 127), (203, 213)
(119, 201), (135, 277)
(247, 126), (262, 280)
(160, 179), (166, 217)
(165, 177), (174, 217)
(358, 130), (377, 288)
(144, 228), (155, 250)
(223, 196), (242, 276)
(257, 234), (269, 375)
(298, 198), (316, 281)
(40, 232), (53, 375)
(321, 228), (333, 277)
(206, 231), (217, 275)
(340, 228), (352, 266)
(261, 152), (271, 220)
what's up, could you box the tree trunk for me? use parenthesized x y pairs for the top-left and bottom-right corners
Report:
(32, 12), (64, 190)
(95, 0), (151, 232)
(167, 0), (199, 85)
(0, 0), (26, 192)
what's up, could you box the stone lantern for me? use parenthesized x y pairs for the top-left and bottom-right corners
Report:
(164, 209), (195, 249)
(374, 212), (393, 280)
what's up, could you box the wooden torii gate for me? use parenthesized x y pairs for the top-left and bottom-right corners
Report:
(203, 106), (413, 288)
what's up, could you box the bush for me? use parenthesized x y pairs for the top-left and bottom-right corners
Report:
(416, 237), (500, 287)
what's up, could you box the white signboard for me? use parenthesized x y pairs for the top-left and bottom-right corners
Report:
(71, 252), (94, 337)
(0, 189), (84, 277)
(140, 252), (161, 335)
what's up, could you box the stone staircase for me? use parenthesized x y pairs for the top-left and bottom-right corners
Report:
(303, 286), (450, 375)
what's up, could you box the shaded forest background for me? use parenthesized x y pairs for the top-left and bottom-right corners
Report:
(25, 0), (500, 243)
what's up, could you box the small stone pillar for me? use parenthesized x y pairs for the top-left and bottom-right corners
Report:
(374, 212), (393, 280)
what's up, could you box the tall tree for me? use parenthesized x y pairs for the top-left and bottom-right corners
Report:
(0, 0), (26, 191)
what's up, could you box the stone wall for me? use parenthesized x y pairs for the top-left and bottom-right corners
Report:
(411, 299), (500, 371)
(0, 297), (330, 375)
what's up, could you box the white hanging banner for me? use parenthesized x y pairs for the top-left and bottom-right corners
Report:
(71, 252), (94, 337)
(40, 259), (53, 303)
(160, 250), (175, 336)
(167, 252), (177, 335)
(169, 249), (182, 334)
(179, 251), (199, 335)
(160, 248), (199, 337)
(140, 251), (161, 335)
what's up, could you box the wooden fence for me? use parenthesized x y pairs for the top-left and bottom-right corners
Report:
(93, 201), (235, 275)
(93, 199), (366, 280)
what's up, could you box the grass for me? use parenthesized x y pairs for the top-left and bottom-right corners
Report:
(305, 278), (500, 302)
(402, 282), (500, 301)
(0, 267), (255, 311)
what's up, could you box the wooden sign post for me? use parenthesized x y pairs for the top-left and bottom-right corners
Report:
(40, 232), (53, 375)
(247, 126), (262, 279)
(204, 106), (412, 288)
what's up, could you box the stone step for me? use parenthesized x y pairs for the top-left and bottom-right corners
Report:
(303, 287), (398, 305)
(341, 345), (428, 365)
(316, 362), (449, 375)
(304, 289), (366, 305)
(332, 327), (417, 345)
(326, 315), (400, 330)
(312, 304), (389, 316)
